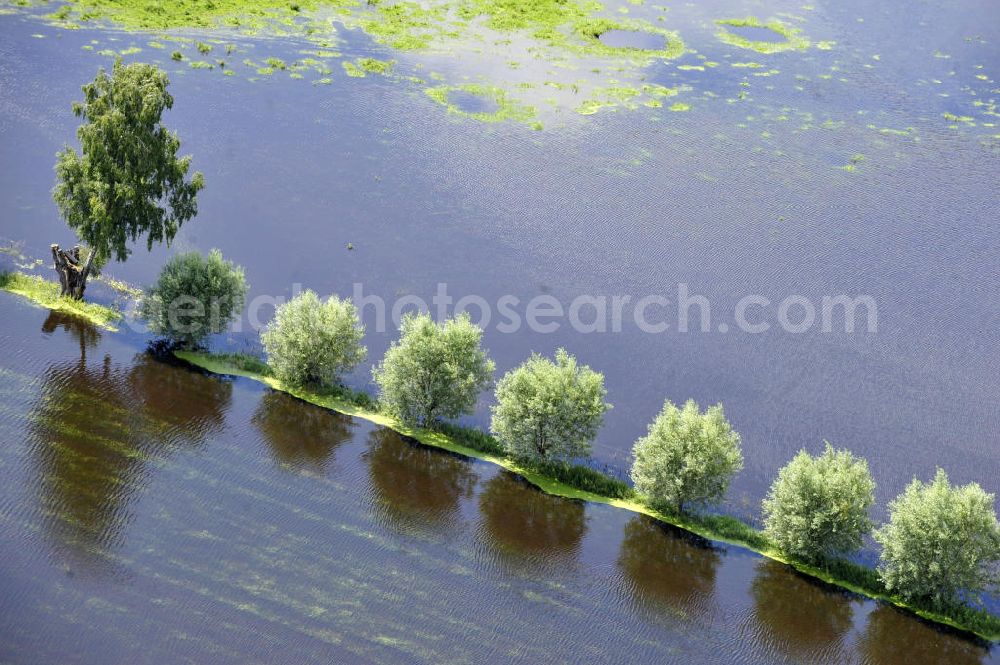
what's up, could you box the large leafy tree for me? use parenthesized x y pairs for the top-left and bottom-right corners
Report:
(490, 348), (610, 462)
(763, 443), (876, 563)
(875, 469), (1000, 608)
(630, 399), (743, 513)
(52, 59), (204, 299)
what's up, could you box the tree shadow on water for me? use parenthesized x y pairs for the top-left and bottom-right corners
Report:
(252, 390), (355, 474)
(859, 603), (988, 665)
(364, 428), (476, 538)
(617, 515), (721, 622)
(747, 558), (856, 662)
(26, 315), (231, 572)
(477, 471), (587, 569)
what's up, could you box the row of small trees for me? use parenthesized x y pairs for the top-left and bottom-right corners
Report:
(139, 260), (1000, 613)
(53, 59), (1000, 625)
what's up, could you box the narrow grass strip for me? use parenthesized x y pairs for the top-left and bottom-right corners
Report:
(176, 349), (1000, 642)
(0, 271), (123, 331)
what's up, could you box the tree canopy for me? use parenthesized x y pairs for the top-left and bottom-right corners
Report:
(630, 399), (743, 513)
(762, 443), (875, 563)
(373, 312), (494, 427)
(875, 469), (1000, 608)
(262, 290), (366, 388)
(53, 59), (204, 269)
(490, 348), (610, 461)
(139, 249), (247, 348)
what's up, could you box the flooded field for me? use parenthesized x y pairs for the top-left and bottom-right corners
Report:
(1, 0), (999, 660)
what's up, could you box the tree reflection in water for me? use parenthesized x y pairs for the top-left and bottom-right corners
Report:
(478, 472), (586, 567)
(27, 315), (231, 569)
(365, 428), (476, 537)
(617, 515), (720, 621)
(253, 390), (354, 474)
(747, 558), (856, 662)
(859, 604), (987, 665)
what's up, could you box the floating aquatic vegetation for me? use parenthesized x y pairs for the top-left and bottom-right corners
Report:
(425, 84), (536, 124)
(356, 57), (394, 75)
(715, 17), (810, 54)
(342, 61), (365, 78)
(574, 18), (684, 60)
(942, 111), (975, 125)
(840, 153), (865, 171)
(24, 0), (701, 120)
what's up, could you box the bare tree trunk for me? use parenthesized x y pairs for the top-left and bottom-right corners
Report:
(51, 244), (95, 300)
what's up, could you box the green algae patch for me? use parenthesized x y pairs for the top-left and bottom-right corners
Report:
(176, 349), (1000, 642)
(342, 57), (394, 78)
(576, 83), (678, 115)
(0, 272), (123, 331)
(574, 17), (684, 60)
(29, 0), (693, 120)
(360, 1), (450, 51)
(357, 57), (394, 74)
(456, 0), (590, 34)
(342, 61), (365, 77)
(425, 84), (536, 123)
(45, 0), (358, 32)
(715, 17), (809, 54)
(840, 153), (865, 171)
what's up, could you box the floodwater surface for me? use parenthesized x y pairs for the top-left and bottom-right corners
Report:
(1, 0), (999, 660)
(720, 25), (790, 44)
(597, 29), (668, 51)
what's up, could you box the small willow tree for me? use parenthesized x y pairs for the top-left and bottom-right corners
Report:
(875, 469), (1000, 608)
(491, 349), (610, 462)
(763, 443), (876, 563)
(630, 399), (743, 513)
(52, 59), (204, 299)
(373, 312), (494, 427)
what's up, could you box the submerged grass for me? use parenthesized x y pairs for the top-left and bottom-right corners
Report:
(176, 350), (1000, 642)
(0, 272), (123, 330)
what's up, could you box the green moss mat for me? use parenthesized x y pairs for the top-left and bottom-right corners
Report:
(175, 349), (1000, 642)
(0, 272), (123, 330)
